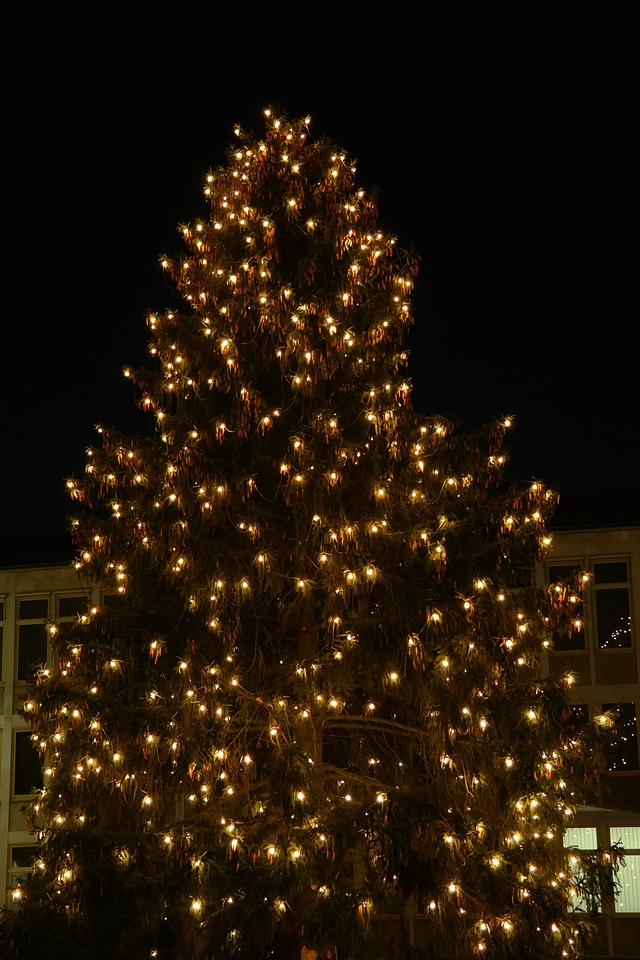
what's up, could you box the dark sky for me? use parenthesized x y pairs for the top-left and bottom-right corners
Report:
(3, 13), (638, 540)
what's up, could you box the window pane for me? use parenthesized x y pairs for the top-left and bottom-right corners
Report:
(614, 854), (640, 913)
(8, 846), (38, 909)
(603, 702), (639, 771)
(18, 598), (48, 619)
(0, 625), (3, 681)
(594, 561), (628, 584)
(610, 826), (640, 849)
(17, 623), (47, 680)
(548, 565), (585, 650)
(11, 846), (38, 870)
(58, 595), (88, 618)
(564, 704), (589, 736)
(0, 600), (4, 618)
(552, 626), (585, 651)
(102, 593), (123, 606)
(597, 588), (632, 648)
(14, 731), (43, 795)
(564, 826), (597, 849)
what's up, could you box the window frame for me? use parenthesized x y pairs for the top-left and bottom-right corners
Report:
(609, 826), (640, 915)
(55, 592), (90, 622)
(7, 844), (39, 909)
(12, 728), (44, 798)
(601, 699), (640, 774)
(592, 557), (633, 651)
(15, 594), (50, 683)
(547, 558), (587, 653)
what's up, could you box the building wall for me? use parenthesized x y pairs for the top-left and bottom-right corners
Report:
(0, 563), (99, 907)
(539, 523), (640, 956)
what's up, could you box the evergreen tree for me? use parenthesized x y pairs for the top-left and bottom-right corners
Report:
(4, 111), (609, 959)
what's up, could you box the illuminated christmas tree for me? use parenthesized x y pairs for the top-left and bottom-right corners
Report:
(4, 111), (610, 959)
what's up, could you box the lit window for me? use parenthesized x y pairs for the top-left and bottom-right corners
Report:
(594, 561), (632, 649)
(7, 846), (38, 909)
(564, 826), (598, 848)
(563, 826), (597, 913)
(610, 827), (640, 913)
(603, 702), (639, 771)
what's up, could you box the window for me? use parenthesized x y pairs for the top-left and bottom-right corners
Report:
(603, 702), (639, 772)
(16, 596), (49, 682)
(7, 845), (38, 908)
(548, 562), (585, 651)
(101, 592), (124, 607)
(13, 730), (43, 796)
(57, 594), (89, 620)
(610, 826), (640, 913)
(563, 825), (639, 915)
(565, 826), (598, 848)
(564, 703), (589, 735)
(564, 826), (597, 912)
(594, 560), (632, 649)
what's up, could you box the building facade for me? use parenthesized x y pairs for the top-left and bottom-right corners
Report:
(0, 560), (100, 911)
(538, 520), (640, 957)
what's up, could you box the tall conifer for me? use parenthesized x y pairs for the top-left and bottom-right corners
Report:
(5, 111), (606, 960)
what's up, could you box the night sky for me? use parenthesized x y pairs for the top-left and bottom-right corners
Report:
(3, 13), (638, 543)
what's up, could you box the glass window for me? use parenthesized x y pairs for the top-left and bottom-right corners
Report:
(564, 703), (589, 736)
(603, 702), (639, 771)
(563, 826), (596, 913)
(548, 563), (585, 651)
(610, 826), (640, 849)
(8, 845), (38, 908)
(101, 592), (123, 606)
(10, 846), (38, 871)
(14, 730), (44, 795)
(18, 598), (48, 620)
(58, 595), (88, 619)
(17, 623), (47, 681)
(594, 560), (632, 649)
(612, 854), (640, 913)
(595, 562), (629, 584)
(16, 596), (49, 681)
(564, 826), (597, 849)
(609, 825), (640, 914)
